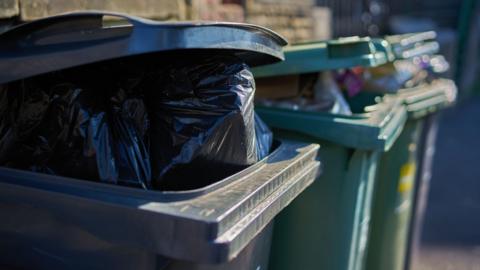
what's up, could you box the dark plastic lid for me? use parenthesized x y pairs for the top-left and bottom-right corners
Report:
(0, 11), (287, 84)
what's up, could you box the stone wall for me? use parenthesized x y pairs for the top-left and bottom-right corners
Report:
(0, 0), (326, 42)
(0, 0), (186, 20)
(244, 0), (315, 43)
(189, 0), (244, 21)
(0, 0), (19, 18)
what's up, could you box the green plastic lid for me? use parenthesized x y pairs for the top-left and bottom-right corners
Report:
(252, 36), (390, 78)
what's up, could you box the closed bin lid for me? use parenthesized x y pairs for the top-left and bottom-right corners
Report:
(0, 11), (287, 84)
(252, 36), (389, 78)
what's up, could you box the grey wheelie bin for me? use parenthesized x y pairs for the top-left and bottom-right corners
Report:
(0, 11), (321, 270)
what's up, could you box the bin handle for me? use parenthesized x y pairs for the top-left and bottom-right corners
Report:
(0, 11), (161, 45)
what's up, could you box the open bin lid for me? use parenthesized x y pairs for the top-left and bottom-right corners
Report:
(380, 31), (440, 60)
(0, 11), (287, 84)
(252, 36), (389, 78)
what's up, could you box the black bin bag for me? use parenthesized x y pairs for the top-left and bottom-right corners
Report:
(0, 73), (152, 189)
(0, 54), (273, 190)
(145, 55), (273, 190)
(0, 11), (285, 191)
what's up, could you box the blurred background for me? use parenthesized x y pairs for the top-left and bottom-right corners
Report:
(0, 0), (478, 269)
(1, 0), (477, 107)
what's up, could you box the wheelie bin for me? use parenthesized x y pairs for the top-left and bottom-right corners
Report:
(0, 12), (322, 270)
(363, 32), (457, 270)
(251, 37), (407, 270)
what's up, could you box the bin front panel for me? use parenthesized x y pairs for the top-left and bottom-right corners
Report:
(0, 141), (320, 268)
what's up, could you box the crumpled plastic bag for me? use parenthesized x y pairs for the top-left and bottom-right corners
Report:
(313, 72), (352, 115)
(0, 77), (151, 189)
(254, 113), (273, 160)
(144, 55), (272, 190)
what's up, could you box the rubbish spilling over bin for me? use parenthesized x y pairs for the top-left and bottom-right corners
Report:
(252, 37), (407, 270)
(0, 11), (321, 270)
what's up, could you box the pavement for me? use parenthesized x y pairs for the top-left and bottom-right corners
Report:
(412, 95), (480, 270)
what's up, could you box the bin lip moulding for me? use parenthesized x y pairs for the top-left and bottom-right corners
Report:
(384, 31), (440, 60)
(370, 31), (439, 63)
(387, 78), (457, 120)
(374, 31), (457, 119)
(0, 10), (287, 84)
(0, 141), (320, 264)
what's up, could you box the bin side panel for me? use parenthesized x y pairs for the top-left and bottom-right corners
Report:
(366, 120), (423, 270)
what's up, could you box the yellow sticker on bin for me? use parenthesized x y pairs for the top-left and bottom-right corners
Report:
(398, 163), (416, 193)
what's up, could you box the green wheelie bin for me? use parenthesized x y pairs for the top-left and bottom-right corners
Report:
(252, 37), (407, 270)
(363, 32), (457, 270)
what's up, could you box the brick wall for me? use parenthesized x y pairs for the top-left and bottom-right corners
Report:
(189, 0), (244, 21)
(244, 0), (315, 43)
(0, 0), (187, 20)
(0, 0), (19, 18)
(0, 0), (325, 43)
